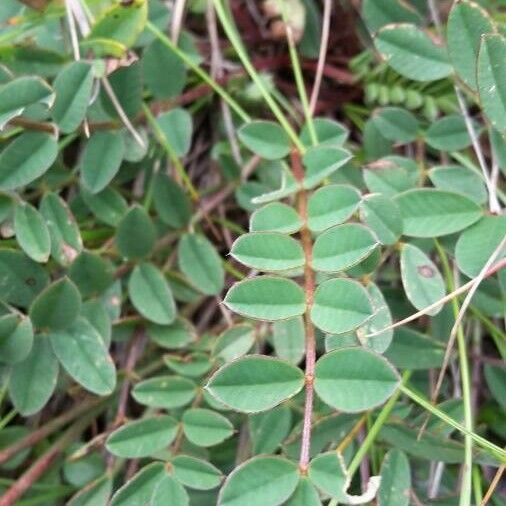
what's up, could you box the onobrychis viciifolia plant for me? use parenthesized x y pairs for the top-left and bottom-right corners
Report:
(0, 0), (504, 505)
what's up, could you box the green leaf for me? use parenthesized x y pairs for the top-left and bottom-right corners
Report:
(0, 75), (53, 128)
(29, 277), (81, 331)
(378, 450), (411, 506)
(178, 233), (224, 295)
(148, 318), (195, 350)
(484, 364), (506, 409)
(456, 215), (506, 277)
(110, 462), (165, 506)
(0, 314), (33, 364)
(302, 146), (352, 189)
(115, 205), (156, 260)
(250, 202), (303, 234)
(152, 172), (192, 228)
(50, 317), (116, 395)
(249, 406), (292, 455)
(285, 477), (322, 506)
(428, 165), (488, 205)
(81, 131), (125, 194)
(224, 277), (305, 321)
(171, 455), (222, 490)
(132, 375), (196, 408)
(157, 108), (193, 156)
(312, 223), (378, 273)
(82, 300), (112, 347)
(375, 24), (452, 81)
(52, 61), (94, 133)
(164, 352), (212, 377)
(359, 193), (403, 245)
(385, 328), (445, 370)
(300, 118), (348, 147)
(128, 263), (176, 325)
(0, 249), (49, 308)
(238, 121), (291, 160)
(151, 475), (189, 506)
(40, 192), (83, 266)
(106, 415), (178, 458)
(182, 408), (234, 447)
(272, 317), (305, 365)
(69, 251), (114, 298)
(425, 115), (472, 151)
(8, 334), (58, 416)
(143, 39), (186, 99)
(362, 0), (422, 33)
(213, 324), (255, 362)
(400, 243), (445, 315)
(394, 189), (482, 237)
(311, 279), (373, 334)
(231, 232), (304, 271)
(314, 348), (400, 412)
(67, 476), (112, 506)
(307, 453), (348, 501)
(307, 184), (361, 233)
(447, 0), (495, 90)
(0, 426), (30, 471)
(364, 156), (418, 197)
(81, 186), (127, 227)
(14, 202), (50, 263)
(206, 355), (305, 413)
(372, 107), (419, 143)
(100, 63), (142, 118)
(0, 132), (58, 190)
(87, 0), (147, 50)
(478, 34), (506, 132)
(218, 456), (299, 506)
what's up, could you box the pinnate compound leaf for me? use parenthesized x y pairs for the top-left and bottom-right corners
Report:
(14, 202), (51, 263)
(314, 348), (400, 412)
(29, 277), (81, 331)
(394, 189), (482, 237)
(0, 132), (58, 191)
(132, 375), (196, 408)
(106, 416), (178, 458)
(50, 317), (116, 395)
(478, 34), (506, 132)
(8, 334), (58, 416)
(375, 24), (452, 81)
(128, 263), (176, 325)
(182, 408), (234, 447)
(81, 131), (125, 194)
(224, 277), (305, 321)
(171, 455), (223, 490)
(307, 184), (361, 233)
(231, 232), (304, 271)
(52, 61), (94, 133)
(151, 475), (189, 506)
(456, 215), (506, 277)
(218, 456), (299, 506)
(206, 355), (305, 413)
(238, 121), (291, 160)
(378, 450), (411, 506)
(178, 233), (224, 295)
(312, 224), (378, 273)
(110, 462), (165, 506)
(250, 202), (303, 234)
(447, 0), (495, 90)
(400, 243), (445, 315)
(311, 279), (373, 334)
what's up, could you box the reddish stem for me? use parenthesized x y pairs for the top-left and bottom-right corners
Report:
(291, 149), (316, 473)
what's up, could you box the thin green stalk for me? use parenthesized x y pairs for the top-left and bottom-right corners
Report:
(435, 240), (474, 506)
(400, 385), (506, 462)
(277, 0), (317, 146)
(212, 0), (305, 151)
(145, 21), (251, 124)
(142, 103), (199, 201)
(472, 465), (483, 506)
(0, 409), (17, 431)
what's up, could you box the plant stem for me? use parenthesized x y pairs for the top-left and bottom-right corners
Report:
(291, 149), (315, 472)
(146, 21), (251, 124)
(212, 0), (304, 151)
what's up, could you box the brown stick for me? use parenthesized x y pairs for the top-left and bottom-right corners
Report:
(291, 149), (316, 473)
